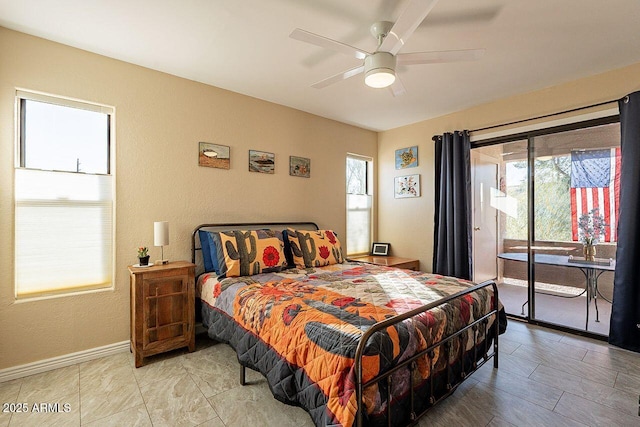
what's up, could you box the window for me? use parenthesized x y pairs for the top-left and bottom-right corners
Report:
(346, 154), (373, 255)
(15, 91), (114, 298)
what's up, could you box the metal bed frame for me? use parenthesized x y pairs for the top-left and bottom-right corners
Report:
(192, 222), (499, 427)
(353, 280), (498, 426)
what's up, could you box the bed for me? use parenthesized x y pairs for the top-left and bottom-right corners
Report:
(192, 222), (506, 427)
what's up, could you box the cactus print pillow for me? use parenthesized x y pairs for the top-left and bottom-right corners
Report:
(216, 230), (287, 278)
(286, 228), (344, 268)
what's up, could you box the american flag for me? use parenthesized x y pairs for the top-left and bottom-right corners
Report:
(570, 148), (621, 242)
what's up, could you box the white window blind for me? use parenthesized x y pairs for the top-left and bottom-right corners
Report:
(347, 194), (372, 255)
(15, 170), (113, 296)
(346, 155), (373, 256)
(14, 91), (114, 299)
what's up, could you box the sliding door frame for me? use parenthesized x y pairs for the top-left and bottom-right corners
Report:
(471, 115), (619, 340)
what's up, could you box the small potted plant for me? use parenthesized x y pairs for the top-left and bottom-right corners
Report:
(578, 208), (606, 261)
(137, 246), (150, 266)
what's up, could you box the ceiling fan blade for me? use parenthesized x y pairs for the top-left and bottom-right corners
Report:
(379, 0), (440, 55)
(423, 7), (502, 28)
(397, 49), (485, 65)
(290, 28), (369, 60)
(389, 76), (406, 97)
(311, 65), (365, 89)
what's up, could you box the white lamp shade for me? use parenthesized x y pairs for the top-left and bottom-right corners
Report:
(154, 221), (169, 246)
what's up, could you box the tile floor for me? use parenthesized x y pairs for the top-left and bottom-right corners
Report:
(1, 321), (639, 426)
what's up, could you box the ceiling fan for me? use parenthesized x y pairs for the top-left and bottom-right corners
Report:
(290, 0), (485, 96)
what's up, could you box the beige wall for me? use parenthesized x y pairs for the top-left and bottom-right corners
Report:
(4, 23), (640, 371)
(378, 62), (640, 273)
(0, 27), (377, 370)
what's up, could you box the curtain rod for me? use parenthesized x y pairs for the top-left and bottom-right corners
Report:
(469, 98), (621, 134)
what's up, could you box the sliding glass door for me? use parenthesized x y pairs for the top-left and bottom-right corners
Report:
(472, 119), (619, 336)
(530, 124), (619, 334)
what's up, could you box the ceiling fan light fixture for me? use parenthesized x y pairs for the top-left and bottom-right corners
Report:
(364, 52), (396, 88)
(365, 69), (395, 88)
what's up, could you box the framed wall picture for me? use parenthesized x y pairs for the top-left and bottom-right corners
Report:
(249, 150), (275, 174)
(395, 146), (418, 169)
(371, 242), (390, 256)
(289, 156), (310, 178)
(394, 174), (420, 198)
(198, 142), (230, 169)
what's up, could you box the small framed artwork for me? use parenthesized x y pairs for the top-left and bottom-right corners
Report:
(249, 150), (275, 174)
(199, 142), (230, 169)
(394, 174), (421, 198)
(371, 242), (390, 256)
(289, 156), (310, 178)
(395, 146), (418, 169)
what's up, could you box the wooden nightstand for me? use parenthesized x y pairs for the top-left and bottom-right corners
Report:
(128, 261), (196, 368)
(350, 255), (420, 271)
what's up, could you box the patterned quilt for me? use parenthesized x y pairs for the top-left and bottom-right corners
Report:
(198, 262), (503, 427)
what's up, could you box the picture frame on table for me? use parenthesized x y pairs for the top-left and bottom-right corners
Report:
(371, 242), (390, 256)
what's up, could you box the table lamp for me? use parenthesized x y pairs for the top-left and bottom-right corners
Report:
(154, 221), (169, 265)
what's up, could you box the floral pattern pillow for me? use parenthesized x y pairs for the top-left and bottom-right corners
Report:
(217, 230), (287, 277)
(286, 228), (344, 268)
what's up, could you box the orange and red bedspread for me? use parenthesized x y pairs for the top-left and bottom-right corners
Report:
(198, 262), (500, 427)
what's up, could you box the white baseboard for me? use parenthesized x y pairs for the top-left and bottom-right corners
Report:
(0, 341), (130, 383)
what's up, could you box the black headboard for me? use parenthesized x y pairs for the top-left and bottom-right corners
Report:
(191, 221), (319, 274)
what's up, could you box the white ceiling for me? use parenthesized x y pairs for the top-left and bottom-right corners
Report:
(2, 0), (640, 131)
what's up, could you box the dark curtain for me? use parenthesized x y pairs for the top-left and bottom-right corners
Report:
(432, 131), (472, 280)
(609, 91), (640, 352)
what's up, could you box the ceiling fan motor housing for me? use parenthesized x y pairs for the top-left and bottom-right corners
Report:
(364, 52), (397, 88)
(370, 21), (394, 41)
